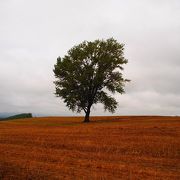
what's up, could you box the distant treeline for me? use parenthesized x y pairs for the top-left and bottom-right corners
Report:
(0, 113), (32, 121)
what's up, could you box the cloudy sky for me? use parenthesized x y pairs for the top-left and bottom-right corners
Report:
(0, 0), (180, 117)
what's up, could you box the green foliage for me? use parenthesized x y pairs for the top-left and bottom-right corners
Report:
(53, 38), (129, 121)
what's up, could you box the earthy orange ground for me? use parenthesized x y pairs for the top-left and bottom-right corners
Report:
(0, 116), (180, 179)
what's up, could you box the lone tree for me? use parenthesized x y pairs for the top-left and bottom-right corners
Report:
(53, 38), (129, 122)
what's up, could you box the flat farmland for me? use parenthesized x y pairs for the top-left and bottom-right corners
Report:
(0, 116), (180, 179)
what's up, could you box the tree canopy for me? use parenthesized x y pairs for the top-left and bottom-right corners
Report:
(53, 38), (129, 122)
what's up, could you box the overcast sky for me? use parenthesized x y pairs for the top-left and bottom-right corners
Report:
(0, 0), (180, 117)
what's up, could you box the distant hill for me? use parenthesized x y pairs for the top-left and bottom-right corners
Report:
(0, 112), (18, 119)
(0, 113), (32, 121)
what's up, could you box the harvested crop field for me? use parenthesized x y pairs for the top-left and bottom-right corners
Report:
(0, 116), (180, 179)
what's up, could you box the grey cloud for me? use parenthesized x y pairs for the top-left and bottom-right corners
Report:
(0, 0), (180, 116)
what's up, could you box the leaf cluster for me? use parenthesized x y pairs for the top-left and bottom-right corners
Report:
(53, 38), (129, 113)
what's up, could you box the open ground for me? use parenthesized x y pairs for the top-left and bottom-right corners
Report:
(0, 116), (180, 179)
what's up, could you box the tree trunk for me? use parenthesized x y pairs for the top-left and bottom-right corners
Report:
(84, 107), (91, 123)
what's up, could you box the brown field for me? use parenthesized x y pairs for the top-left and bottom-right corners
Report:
(0, 116), (180, 179)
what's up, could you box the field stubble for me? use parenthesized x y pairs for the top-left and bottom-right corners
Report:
(0, 116), (180, 179)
